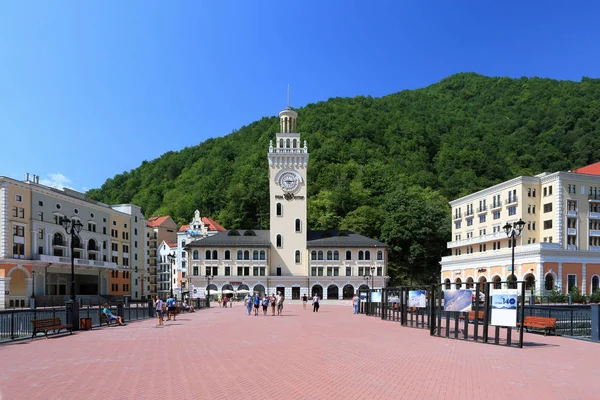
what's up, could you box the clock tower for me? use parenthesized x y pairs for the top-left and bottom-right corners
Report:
(268, 104), (309, 276)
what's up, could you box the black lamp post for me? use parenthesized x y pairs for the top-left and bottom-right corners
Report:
(408, 255), (415, 286)
(363, 266), (376, 288)
(503, 218), (526, 287)
(31, 270), (36, 299)
(61, 217), (83, 302)
(206, 274), (214, 308)
(166, 252), (176, 298)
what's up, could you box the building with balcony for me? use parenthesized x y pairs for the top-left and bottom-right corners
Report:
(0, 174), (145, 309)
(441, 162), (600, 295)
(145, 215), (177, 299)
(185, 103), (388, 300)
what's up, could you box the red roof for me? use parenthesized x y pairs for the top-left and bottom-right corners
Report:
(179, 225), (190, 232)
(203, 217), (226, 232)
(166, 242), (177, 248)
(572, 161), (600, 176)
(146, 216), (171, 228)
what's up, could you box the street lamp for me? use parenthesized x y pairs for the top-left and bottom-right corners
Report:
(363, 266), (376, 288)
(61, 217), (83, 302)
(31, 270), (36, 299)
(206, 274), (214, 308)
(503, 218), (526, 287)
(408, 255), (415, 286)
(166, 252), (176, 298)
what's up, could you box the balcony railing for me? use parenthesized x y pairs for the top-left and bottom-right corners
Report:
(567, 228), (577, 236)
(453, 213), (462, 221)
(34, 254), (117, 269)
(567, 210), (578, 217)
(476, 207), (487, 213)
(589, 194), (600, 201)
(52, 240), (66, 247)
(505, 197), (518, 205)
(465, 210), (474, 217)
(590, 230), (600, 237)
(491, 202), (502, 210)
(590, 246), (600, 252)
(589, 212), (600, 219)
(567, 245), (577, 250)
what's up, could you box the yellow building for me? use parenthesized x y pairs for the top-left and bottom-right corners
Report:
(441, 165), (600, 295)
(0, 174), (145, 309)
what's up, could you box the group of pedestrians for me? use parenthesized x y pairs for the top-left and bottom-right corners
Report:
(153, 295), (194, 326)
(244, 291), (285, 316)
(217, 295), (233, 308)
(301, 293), (321, 312)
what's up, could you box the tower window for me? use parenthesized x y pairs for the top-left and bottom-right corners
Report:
(279, 139), (284, 148)
(286, 139), (290, 148)
(295, 219), (301, 232)
(277, 203), (283, 217)
(293, 139), (297, 148)
(295, 250), (301, 263)
(276, 234), (282, 248)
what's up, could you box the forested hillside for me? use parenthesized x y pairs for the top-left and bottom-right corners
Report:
(87, 73), (600, 284)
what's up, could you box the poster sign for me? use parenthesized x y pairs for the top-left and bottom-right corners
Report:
(370, 291), (382, 303)
(491, 289), (518, 327)
(443, 290), (472, 312)
(190, 287), (200, 299)
(360, 292), (367, 302)
(408, 290), (427, 308)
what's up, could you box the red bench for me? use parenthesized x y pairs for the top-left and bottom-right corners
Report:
(31, 318), (73, 339)
(517, 316), (557, 336)
(459, 311), (485, 322)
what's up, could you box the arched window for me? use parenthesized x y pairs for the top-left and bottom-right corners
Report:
(295, 219), (301, 232)
(181, 251), (186, 258)
(205, 250), (211, 260)
(225, 250), (231, 260)
(293, 139), (297, 148)
(346, 250), (352, 260)
(193, 250), (199, 260)
(334, 251), (339, 260)
(311, 251), (317, 260)
(377, 251), (383, 260)
(327, 251), (332, 260)
(276, 234), (282, 248)
(493, 276), (502, 290)
(444, 279), (451, 290)
(212, 250), (218, 260)
(253, 250), (259, 260)
(466, 277), (474, 289)
(318, 251), (323, 260)
(295, 250), (301, 263)
(277, 203), (282, 216)
(279, 138), (284, 148)
(237, 250), (243, 260)
(358, 251), (364, 260)
(244, 250), (250, 260)
(455, 278), (462, 289)
(260, 250), (266, 260)
(545, 274), (554, 291)
(365, 251), (371, 260)
(286, 139), (290, 148)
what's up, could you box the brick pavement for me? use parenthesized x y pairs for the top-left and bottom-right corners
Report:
(1, 302), (599, 400)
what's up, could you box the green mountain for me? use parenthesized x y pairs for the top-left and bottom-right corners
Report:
(87, 72), (600, 284)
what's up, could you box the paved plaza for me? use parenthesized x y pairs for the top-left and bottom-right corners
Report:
(1, 302), (599, 400)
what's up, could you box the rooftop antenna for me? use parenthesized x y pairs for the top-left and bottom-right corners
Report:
(286, 84), (290, 109)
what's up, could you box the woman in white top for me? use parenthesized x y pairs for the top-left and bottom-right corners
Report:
(312, 294), (320, 312)
(154, 295), (164, 325)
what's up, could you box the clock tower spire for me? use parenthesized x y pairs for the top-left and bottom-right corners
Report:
(268, 96), (309, 277)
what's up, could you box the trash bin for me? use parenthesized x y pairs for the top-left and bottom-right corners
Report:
(80, 318), (92, 331)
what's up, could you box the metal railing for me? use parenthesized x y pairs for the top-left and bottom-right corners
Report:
(0, 307), (67, 342)
(524, 305), (591, 338)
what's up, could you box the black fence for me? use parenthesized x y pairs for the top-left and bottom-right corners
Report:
(1, 297), (209, 343)
(525, 305), (591, 338)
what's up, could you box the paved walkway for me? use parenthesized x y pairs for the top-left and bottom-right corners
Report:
(1, 302), (599, 400)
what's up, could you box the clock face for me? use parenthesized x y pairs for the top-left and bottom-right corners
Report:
(279, 172), (299, 192)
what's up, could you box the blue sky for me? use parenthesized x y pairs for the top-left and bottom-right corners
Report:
(1, 1), (598, 191)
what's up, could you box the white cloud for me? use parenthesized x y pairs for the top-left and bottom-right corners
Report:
(40, 173), (73, 190)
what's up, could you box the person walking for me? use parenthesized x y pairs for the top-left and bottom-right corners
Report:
(218, 295), (222, 308)
(261, 294), (269, 316)
(222, 295), (228, 308)
(312, 293), (320, 312)
(244, 293), (253, 316)
(166, 295), (177, 321)
(253, 293), (260, 316)
(352, 293), (360, 314)
(302, 293), (308, 310)
(270, 293), (276, 316)
(154, 295), (164, 326)
(276, 291), (284, 316)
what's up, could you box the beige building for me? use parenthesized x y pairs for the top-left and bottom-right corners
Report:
(441, 164), (600, 295)
(186, 104), (388, 300)
(0, 174), (145, 309)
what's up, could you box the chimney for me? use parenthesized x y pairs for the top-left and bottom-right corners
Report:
(25, 173), (30, 182)
(36, 176), (39, 184)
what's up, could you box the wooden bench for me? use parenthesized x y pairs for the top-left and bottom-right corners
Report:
(459, 311), (485, 322)
(517, 316), (557, 336)
(31, 317), (73, 339)
(100, 311), (116, 327)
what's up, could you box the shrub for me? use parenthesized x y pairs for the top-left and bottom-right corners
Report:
(569, 286), (586, 303)
(589, 289), (600, 304)
(548, 286), (567, 303)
